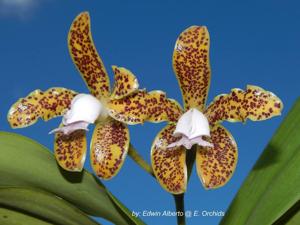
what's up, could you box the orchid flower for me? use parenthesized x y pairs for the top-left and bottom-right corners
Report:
(7, 12), (178, 179)
(150, 26), (283, 194)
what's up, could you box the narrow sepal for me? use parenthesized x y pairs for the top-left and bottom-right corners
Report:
(107, 90), (183, 124)
(205, 85), (283, 124)
(68, 12), (110, 98)
(173, 26), (211, 111)
(8, 88), (76, 128)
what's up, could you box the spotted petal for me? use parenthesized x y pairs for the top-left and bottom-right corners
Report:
(8, 88), (76, 128)
(205, 85), (283, 124)
(54, 129), (87, 172)
(173, 26), (211, 111)
(90, 120), (129, 180)
(151, 124), (187, 194)
(107, 90), (183, 124)
(110, 66), (139, 99)
(196, 124), (237, 189)
(68, 12), (110, 99)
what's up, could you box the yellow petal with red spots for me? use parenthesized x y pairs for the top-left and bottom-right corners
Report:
(151, 124), (187, 194)
(205, 85), (283, 124)
(8, 88), (77, 128)
(68, 12), (110, 99)
(173, 26), (211, 111)
(196, 124), (237, 189)
(107, 90), (183, 124)
(110, 66), (139, 99)
(90, 120), (129, 180)
(54, 129), (87, 172)
(163, 98), (183, 123)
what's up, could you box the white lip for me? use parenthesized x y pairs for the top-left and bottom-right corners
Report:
(63, 94), (104, 125)
(168, 108), (213, 149)
(173, 108), (210, 139)
(49, 121), (89, 135)
(49, 93), (105, 135)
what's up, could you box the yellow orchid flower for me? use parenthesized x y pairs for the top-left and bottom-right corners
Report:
(150, 26), (283, 194)
(7, 12), (179, 180)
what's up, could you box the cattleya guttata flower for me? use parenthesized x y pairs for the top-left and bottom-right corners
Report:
(150, 26), (283, 194)
(7, 12), (179, 179)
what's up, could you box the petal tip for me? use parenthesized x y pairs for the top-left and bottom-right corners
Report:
(79, 11), (90, 18)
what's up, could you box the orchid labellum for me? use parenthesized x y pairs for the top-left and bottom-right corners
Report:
(7, 12), (178, 180)
(150, 26), (283, 194)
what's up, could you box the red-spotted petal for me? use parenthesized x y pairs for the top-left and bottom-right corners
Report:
(196, 124), (238, 189)
(110, 66), (139, 99)
(8, 88), (77, 128)
(107, 90), (183, 125)
(90, 120), (129, 180)
(151, 124), (187, 194)
(54, 129), (87, 172)
(68, 12), (110, 99)
(205, 85), (283, 124)
(173, 26), (211, 111)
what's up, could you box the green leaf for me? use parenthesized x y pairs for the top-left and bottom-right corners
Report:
(0, 187), (100, 225)
(0, 207), (52, 225)
(285, 212), (300, 225)
(273, 201), (300, 225)
(220, 99), (300, 225)
(0, 131), (144, 225)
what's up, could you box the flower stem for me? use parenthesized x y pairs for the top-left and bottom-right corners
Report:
(128, 144), (154, 177)
(173, 194), (186, 225)
(186, 145), (197, 180)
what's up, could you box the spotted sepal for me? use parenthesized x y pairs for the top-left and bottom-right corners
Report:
(8, 88), (77, 128)
(107, 90), (183, 125)
(205, 85), (283, 124)
(173, 26), (211, 111)
(68, 12), (110, 99)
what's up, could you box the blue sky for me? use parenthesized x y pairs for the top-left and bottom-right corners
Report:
(1, 0), (299, 224)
